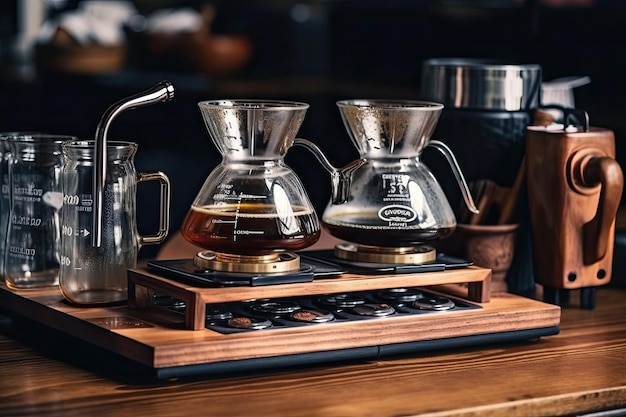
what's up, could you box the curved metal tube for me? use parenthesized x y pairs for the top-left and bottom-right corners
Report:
(92, 81), (175, 247)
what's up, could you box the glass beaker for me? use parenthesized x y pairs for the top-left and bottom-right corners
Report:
(59, 140), (170, 305)
(1, 132), (43, 279)
(4, 134), (74, 289)
(180, 100), (320, 256)
(0, 134), (14, 278)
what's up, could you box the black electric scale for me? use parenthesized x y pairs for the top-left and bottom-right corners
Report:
(147, 250), (474, 287)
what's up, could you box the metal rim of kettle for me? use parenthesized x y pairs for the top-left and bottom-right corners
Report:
(198, 99), (310, 110)
(420, 57), (543, 111)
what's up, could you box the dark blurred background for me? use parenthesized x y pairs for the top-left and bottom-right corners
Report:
(1, 0), (625, 257)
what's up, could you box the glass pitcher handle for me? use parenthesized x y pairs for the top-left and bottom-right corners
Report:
(428, 140), (479, 214)
(136, 171), (171, 245)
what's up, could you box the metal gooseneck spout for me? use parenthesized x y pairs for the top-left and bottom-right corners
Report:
(92, 80), (175, 247)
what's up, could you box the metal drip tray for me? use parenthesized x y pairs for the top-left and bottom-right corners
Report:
(153, 288), (481, 335)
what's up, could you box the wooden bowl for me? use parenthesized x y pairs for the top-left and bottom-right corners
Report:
(35, 43), (126, 75)
(435, 223), (519, 292)
(185, 34), (252, 77)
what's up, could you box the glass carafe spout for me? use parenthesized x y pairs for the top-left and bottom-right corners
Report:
(293, 138), (366, 204)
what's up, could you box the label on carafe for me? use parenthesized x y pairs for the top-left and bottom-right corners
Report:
(378, 205), (417, 225)
(382, 174), (410, 202)
(378, 174), (418, 226)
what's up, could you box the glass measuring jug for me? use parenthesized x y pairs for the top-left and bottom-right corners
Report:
(59, 140), (170, 305)
(4, 134), (74, 289)
(0, 134), (14, 279)
(1, 132), (43, 279)
(180, 99), (320, 256)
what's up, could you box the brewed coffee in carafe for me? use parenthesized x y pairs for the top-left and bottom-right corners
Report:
(180, 100), (320, 271)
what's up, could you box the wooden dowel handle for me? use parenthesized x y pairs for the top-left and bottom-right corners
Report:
(581, 156), (624, 264)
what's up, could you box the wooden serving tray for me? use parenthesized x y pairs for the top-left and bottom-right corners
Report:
(0, 267), (561, 379)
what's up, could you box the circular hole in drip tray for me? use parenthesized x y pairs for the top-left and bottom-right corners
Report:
(290, 309), (335, 323)
(249, 301), (301, 314)
(413, 296), (455, 311)
(377, 288), (424, 303)
(153, 295), (186, 311)
(227, 316), (273, 330)
(352, 303), (396, 317)
(317, 294), (366, 308)
(206, 306), (234, 320)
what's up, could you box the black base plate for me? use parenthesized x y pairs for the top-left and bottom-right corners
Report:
(147, 251), (473, 287)
(304, 250), (473, 274)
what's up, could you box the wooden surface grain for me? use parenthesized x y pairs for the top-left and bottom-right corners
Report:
(1, 287), (625, 417)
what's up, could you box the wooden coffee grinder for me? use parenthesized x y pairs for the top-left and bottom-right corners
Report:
(526, 111), (623, 308)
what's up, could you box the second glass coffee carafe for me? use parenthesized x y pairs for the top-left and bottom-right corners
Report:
(295, 99), (478, 263)
(180, 100), (320, 272)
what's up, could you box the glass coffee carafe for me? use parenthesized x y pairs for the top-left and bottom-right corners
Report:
(294, 99), (478, 264)
(180, 100), (320, 273)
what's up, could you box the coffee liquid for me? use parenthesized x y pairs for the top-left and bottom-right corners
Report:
(323, 214), (454, 247)
(181, 203), (320, 255)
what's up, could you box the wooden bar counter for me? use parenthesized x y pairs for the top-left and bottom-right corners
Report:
(0, 283), (624, 417)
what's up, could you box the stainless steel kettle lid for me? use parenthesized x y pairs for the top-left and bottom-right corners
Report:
(420, 58), (542, 111)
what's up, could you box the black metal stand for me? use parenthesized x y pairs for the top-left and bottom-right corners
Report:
(543, 286), (596, 309)
(580, 287), (596, 310)
(543, 287), (570, 306)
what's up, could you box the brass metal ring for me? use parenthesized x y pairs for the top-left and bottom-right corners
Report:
(194, 250), (301, 273)
(334, 243), (436, 264)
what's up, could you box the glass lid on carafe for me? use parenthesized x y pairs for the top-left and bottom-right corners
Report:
(197, 99), (310, 160)
(336, 99), (444, 158)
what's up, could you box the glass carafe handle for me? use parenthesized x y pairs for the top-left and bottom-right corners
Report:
(136, 171), (171, 246)
(293, 138), (366, 204)
(428, 140), (479, 214)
